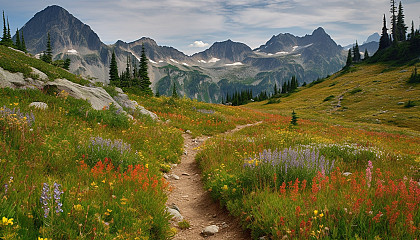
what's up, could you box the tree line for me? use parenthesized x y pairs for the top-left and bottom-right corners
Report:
(1, 11), (26, 52)
(109, 44), (152, 95)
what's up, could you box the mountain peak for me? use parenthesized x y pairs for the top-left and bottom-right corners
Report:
(312, 27), (326, 36)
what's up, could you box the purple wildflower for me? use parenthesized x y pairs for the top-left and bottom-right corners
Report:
(40, 183), (51, 218)
(53, 182), (63, 213)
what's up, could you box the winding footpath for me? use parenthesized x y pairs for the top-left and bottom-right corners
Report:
(167, 122), (262, 239)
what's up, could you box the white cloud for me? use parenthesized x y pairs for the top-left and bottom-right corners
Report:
(189, 41), (210, 48)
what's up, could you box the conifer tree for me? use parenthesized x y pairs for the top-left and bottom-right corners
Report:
(6, 18), (11, 42)
(409, 20), (415, 40)
(14, 29), (21, 50)
(139, 44), (152, 94)
(379, 14), (391, 50)
(290, 110), (298, 126)
(21, 31), (26, 52)
(353, 41), (361, 62)
(171, 82), (178, 98)
(120, 55), (131, 87)
(346, 49), (352, 67)
(63, 58), (71, 70)
(109, 51), (119, 86)
(396, 1), (407, 41)
(1, 11), (6, 44)
(281, 82), (287, 94)
(42, 33), (53, 63)
(364, 49), (369, 60)
(274, 83), (278, 95)
(390, 0), (398, 41)
(155, 89), (160, 97)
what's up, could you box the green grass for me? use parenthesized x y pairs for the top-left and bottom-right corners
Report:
(0, 45), (89, 85)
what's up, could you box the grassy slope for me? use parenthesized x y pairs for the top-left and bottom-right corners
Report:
(247, 62), (420, 132)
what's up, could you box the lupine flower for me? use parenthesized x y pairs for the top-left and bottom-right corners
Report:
(40, 183), (51, 218)
(53, 182), (63, 213)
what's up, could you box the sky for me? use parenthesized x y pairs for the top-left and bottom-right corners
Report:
(1, 0), (420, 55)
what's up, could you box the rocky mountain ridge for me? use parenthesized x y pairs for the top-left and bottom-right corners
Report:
(15, 5), (347, 102)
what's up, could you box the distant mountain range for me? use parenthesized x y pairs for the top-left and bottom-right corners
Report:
(344, 33), (380, 57)
(15, 5), (351, 102)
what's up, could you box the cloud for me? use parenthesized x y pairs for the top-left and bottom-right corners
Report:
(189, 41), (210, 48)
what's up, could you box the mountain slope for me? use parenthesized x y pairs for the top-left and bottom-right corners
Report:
(247, 62), (420, 131)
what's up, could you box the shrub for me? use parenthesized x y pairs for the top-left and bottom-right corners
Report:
(323, 95), (334, 102)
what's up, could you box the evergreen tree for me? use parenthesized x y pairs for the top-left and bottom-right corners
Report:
(364, 49), (369, 60)
(379, 14), (391, 50)
(1, 11), (6, 44)
(290, 110), (298, 126)
(42, 33), (53, 63)
(274, 83), (278, 95)
(171, 83), (178, 98)
(63, 58), (71, 70)
(396, 1), (407, 41)
(1, 12), (12, 46)
(109, 51), (119, 86)
(353, 41), (361, 62)
(120, 55), (131, 87)
(409, 20), (415, 40)
(21, 31), (26, 52)
(14, 29), (21, 50)
(346, 49), (352, 67)
(281, 82), (287, 94)
(155, 89), (160, 97)
(390, 0), (398, 41)
(139, 44), (152, 94)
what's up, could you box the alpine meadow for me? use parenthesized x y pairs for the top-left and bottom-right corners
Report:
(0, 0), (419, 239)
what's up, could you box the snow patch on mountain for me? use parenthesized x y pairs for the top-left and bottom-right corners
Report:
(67, 49), (78, 54)
(225, 62), (243, 66)
(208, 57), (220, 63)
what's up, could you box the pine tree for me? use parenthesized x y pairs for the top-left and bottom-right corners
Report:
(6, 18), (11, 42)
(353, 41), (361, 62)
(155, 89), (160, 97)
(21, 31), (26, 52)
(274, 83), (278, 95)
(396, 1), (407, 41)
(139, 44), (152, 94)
(281, 82), (287, 94)
(120, 55), (131, 87)
(63, 58), (71, 70)
(290, 110), (298, 126)
(15, 29), (21, 50)
(346, 49), (352, 67)
(109, 51), (120, 86)
(1, 11), (6, 44)
(379, 14), (391, 50)
(364, 49), (369, 60)
(171, 83), (178, 98)
(390, 0), (398, 41)
(409, 20), (415, 40)
(42, 33), (53, 63)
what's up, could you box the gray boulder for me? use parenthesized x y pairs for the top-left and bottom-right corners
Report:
(113, 88), (158, 120)
(201, 225), (219, 237)
(166, 207), (183, 222)
(29, 102), (48, 110)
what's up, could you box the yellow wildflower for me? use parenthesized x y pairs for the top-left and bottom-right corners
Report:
(319, 213), (324, 218)
(222, 185), (228, 190)
(2, 217), (13, 225)
(73, 204), (83, 211)
(314, 210), (318, 215)
(145, 164), (148, 169)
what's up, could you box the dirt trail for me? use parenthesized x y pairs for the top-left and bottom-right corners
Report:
(167, 122), (262, 240)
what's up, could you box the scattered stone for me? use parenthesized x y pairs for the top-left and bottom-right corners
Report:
(220, 222), (228, 229)
(170, 174), (180, 180)
(185, 130), (192, 134)
(259, 236), (269, 240)
(397, 102), (405, 105)
(182, 195), (189, 198)
(163, 173), (169, 179)
(343, 172), (352, 177)
(166, 207), (183, 222)
(183, 150), (188, 155)
(201, 225), (219, 237)
(170, 163), (178, 168)
(168, 203), (180, 213)
(29, 102), (48, 110)
(30, 67), (49, 81)
(182, 172), (190, 176)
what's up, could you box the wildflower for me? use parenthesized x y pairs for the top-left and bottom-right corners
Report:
(222, 185), (228, 190)
(2, 217), (13, 225)
(40, 183), (51, 218)
(319, 213), (324, 218)
(314, 210), (318, 215)
(53, 182), (64, 213)
(73, 204), (83, 211)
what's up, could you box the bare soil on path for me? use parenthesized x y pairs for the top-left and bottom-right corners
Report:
(167, 122), (262, 240)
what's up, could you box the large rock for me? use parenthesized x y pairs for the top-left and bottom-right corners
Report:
(0, 67), (44, 89)
(113, 88), (158, 120)
(44, 78), (123, 111)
